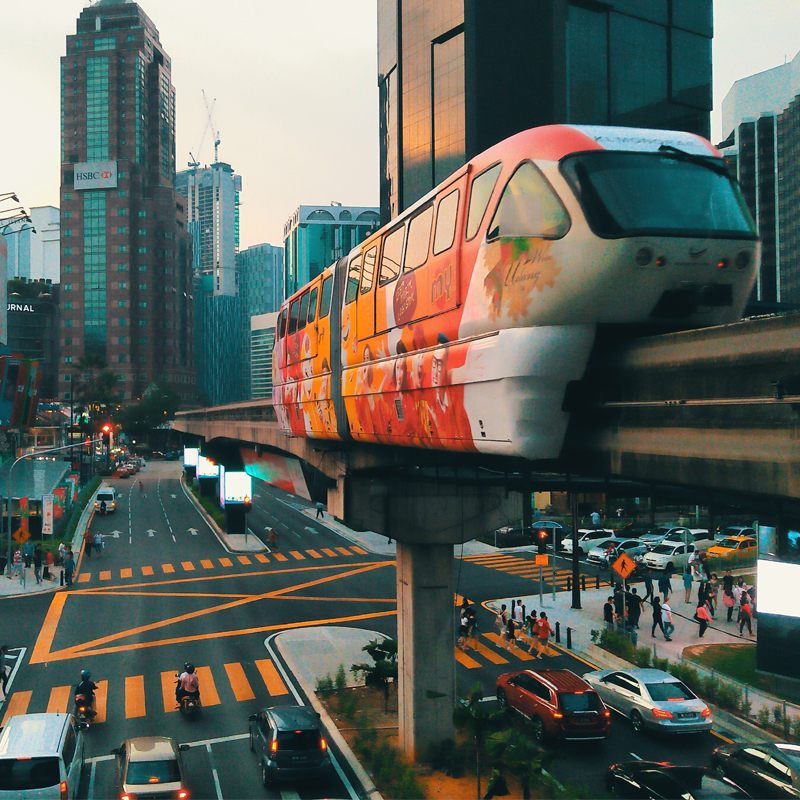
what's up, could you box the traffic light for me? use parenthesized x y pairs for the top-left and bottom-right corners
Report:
(102, 424), (112, 447)
(535, 527), (549, 554)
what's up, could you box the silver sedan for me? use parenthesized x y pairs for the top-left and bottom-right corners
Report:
(583, 668), (712, 734)
(587, 538), (649, 567)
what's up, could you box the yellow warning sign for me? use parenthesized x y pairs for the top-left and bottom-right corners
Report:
(13, 528), (30, 546)
(534, 554), (548, 566)
(612, 551), (636, 580)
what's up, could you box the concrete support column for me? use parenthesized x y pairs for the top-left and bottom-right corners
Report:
(327, 474), (346, 521)
(396, 541), (455, 760)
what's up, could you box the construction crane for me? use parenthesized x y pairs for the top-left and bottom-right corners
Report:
(188, 89), (221, 167)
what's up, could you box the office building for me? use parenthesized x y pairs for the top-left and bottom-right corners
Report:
(283, 204), (379, 297)
(250, 311), (279, 399)
(378, 0), (713, 222)
(4, 207), (61, 284)
(718, 50), (800, 306)
(0, 240), (6, 345)
(238, 243), (283, 399)
(58, 0), (195, 404)
(193, 289), (243, 406)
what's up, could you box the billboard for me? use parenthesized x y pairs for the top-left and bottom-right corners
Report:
(197, 455), (219, 478)
(223, 471), (252, 505)
(183, 446), (199, 467)
(219, 464), (226, 508)
(239, 447), (310, 500)
(74, 160), (118, 190)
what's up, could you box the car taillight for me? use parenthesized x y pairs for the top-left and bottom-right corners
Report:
(60, 781), (68, 799)
(121, 794), (132, 800)
(701, 707), (712, 717)
(270, 740), (278, 754)
(652, 708), (673, 719)
(553, 712), (563, 719)
(320, 738), (328, 751)
(603, 709), (611, 717)
(177, 791), (189, 799)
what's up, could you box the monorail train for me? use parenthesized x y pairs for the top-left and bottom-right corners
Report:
(273, 124), (760, 460)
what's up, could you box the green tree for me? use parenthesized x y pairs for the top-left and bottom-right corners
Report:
(486, 726), (552, 800)
(351, 638), (398, 713)
(453, 684), (506, 800)
(116, 383), (181, 441)
(73, 355), (121, 427)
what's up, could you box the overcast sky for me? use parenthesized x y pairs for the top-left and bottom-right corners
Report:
(2, 1), (799, 250)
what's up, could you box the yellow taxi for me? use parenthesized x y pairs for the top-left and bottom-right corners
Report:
(707, 536), (757, 560)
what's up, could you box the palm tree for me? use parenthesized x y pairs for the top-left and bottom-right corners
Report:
(350, 638), (398, 713)
(486, 727), (553, 800)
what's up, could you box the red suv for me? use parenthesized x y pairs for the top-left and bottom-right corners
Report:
(496, 669), (611, 743)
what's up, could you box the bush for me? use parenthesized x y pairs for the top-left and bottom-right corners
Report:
(631, 647), (652, 668)
(64, 476), (102, 542)
(338, 690), (358, 722)
(758, 707), (771, 728)
(315, 674), (334, 699)
(597, 627), (636, 660)
(334, 664), (348, 692)
(425, 738), (466, 778)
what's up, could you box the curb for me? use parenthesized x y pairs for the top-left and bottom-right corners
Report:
(274, 635), (384, 800)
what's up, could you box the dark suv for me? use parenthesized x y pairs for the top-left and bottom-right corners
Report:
(496, 669), (611, 743)
(248, 705), (333, 787)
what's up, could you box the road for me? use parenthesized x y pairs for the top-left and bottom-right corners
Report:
(0, 461), (729, 798)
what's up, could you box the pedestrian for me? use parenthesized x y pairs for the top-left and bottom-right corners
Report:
(457, 612), (471, 651)
(44, 549), (54, 581)
(651, 596), (671, 640)
(0, 645), (9, 697)
(695, 601), (712, 638)
(722, 569), (734, 595)
(495, 603), (509, 634)
(514, 600), (524, 626)
(642, 566), (654, 602)
(23, 538), (34, 568)
(57, 541), (66, 566)
(504, 616), (517, 651)
(534, 612), (553, 659)
(613, 585), (625, 627)
(662, 597), (675, 639)
(590, 510), (601, 526)
(699, 549), (711, 580)
(658, 571), (672, 602)
(315, 501), (324, 519)
(64, 550), (75, 587)
(683, 568), (694, 603)
(739, 593), (754, 636)
(603, 596), (615, 630)
(84, 528), (93, 559)
(697, 580), (708, 607)
(625, 587), (643, 630)
(93, 531), (103, 556)
(722, 583), (735, 621)
(267, 527), (278, 551)
(707, 574), (719, 617)
(732, 579), (747, 622)
(11, 548), (24, 584)
(33, 543), (42, 585)
(465, 607), (478, 646)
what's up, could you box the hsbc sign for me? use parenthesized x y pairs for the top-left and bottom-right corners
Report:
(74, 160), (118, 190)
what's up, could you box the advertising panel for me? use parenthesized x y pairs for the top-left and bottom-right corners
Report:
(74, 160), (118, 190)
(224, 471), (252, 504)
(219, 464), (226, 508)
(239, 447), (311, 500)
(183, 446), (199, 467)
(42, 494), (54, 536)
(9, 360), (30, 428)
(757, 560), (800, 618)
(197, 455), (219, 478)
(0, 358), (19, 427)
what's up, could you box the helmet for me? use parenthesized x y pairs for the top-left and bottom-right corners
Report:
(81, 670), (90, 680)
(184, 663), (195, 674)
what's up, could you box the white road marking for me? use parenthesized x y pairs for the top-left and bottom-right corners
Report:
(85, 733), (250, 766)
(188, 528), (198, 535)
(206, 742), (224, 800)
(109, 530), (121, 538)
(305, 527), (319, 535)
(147, 530), (156, 537)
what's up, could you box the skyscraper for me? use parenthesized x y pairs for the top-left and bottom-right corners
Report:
(58, 0), (195, 404)
(4, 207), (61, 284)
(378, 0), (713, 223)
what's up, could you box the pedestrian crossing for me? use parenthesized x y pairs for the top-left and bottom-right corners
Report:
(76, 545), (372, 584)
(460, 553), (598, 590)
(454, 632), (560, 670)
(1, 658), (289, 728)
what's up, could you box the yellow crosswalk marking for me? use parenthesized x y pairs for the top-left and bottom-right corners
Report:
(121, 568), (132, 578)
(321, 548), (337, 557)
(255, 659), (288, 696)
(306, 550), (322, 559)
(2, 690), (32, 727)
(219, 558), (233, 567)
(225, 663), (255, 701)
(272, 552), (288, 562)
(455, 648), (481, 668)
(142, 566), (154, 576)
(471, 637), (509, 664)
(195, 666), (220, 706)
(126, 675), (146, 719)
(182, 561), (195, 571)
(482, 632), (535, 661)
(161, 671), (178, 713)
(47, 685), (71, 714)
(99, 570), (111, 580)
(237, 556), (252, 565)
(94, 680), (108, 724)
(255, 554), (269, 563)
(289, 551), (305, 560)
(351, 546), (368, 555)
(201, 559), (214, 569)
(78, 573), (90, 583)
(162, 564), (174, 574)
(336, 547), (352, 556)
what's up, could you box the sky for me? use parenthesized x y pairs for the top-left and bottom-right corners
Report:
(1, 1), (799, 251)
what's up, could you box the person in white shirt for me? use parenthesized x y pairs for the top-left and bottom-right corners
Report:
(662, 600), (675, 639)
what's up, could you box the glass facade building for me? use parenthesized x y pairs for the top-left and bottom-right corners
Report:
(250, 312), (279, 399)
(59, 0), (195, 403)
(378, 0), (713, 223)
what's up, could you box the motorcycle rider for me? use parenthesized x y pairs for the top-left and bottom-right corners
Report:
(75, 669), (98, 718)
(176, 662), (200, 707)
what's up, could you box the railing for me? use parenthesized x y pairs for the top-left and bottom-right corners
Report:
(175, 399), (276, 423)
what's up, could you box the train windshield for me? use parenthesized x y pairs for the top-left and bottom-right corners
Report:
(560, 151), (757, 240)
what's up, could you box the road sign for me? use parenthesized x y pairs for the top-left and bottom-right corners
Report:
(534, 554), (548, 566)
(13, 528), (29, 545)
(612, 552), (637, 580)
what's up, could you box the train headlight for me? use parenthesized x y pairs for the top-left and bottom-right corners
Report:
(735, 250), (752, 270)
(635, 247), (653, 266)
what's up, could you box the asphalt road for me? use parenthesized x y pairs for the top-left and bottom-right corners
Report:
(0, 463), (728, 798)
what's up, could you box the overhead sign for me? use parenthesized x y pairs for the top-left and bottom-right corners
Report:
(74, 160), (118, 190)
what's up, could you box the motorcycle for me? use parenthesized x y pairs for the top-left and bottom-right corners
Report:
(74, 693), (96, 727)
(175, 673), (200, 718)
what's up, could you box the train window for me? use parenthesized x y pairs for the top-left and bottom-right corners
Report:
(487, 161), (570, 241)
(277, 307), (287, 338)
(320, 275), (333, 317)
(360, 245), (377, 294)
(307, 286), (318, 323)
(379, 225), (404, 285)
(466, 162), (502, 240)
(298, 292), (310, 330)
(433, 189), (459, 254)
(345, 255), (362, 304)
(404, 205), (433, 272)
(287, 298), (300, 335)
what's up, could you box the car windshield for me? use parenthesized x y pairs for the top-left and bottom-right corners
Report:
(276, 729), (322, 750)
(559, 692), (603, 713)
(97, 493), (113, 501)
(717, 538), (741, 549)
(774, 745), (800, 770)
(127, 759), (181, 785)
(560, 151), (757, 239)
(645, 527), (670, 538)
(651, 544), (674, 555)
(594, 539), (617, 550)
(0, 757), (60, 790)
(721, 527), (748, 537)
(665, 768), (745, 799)
(646, 680), (695, 701)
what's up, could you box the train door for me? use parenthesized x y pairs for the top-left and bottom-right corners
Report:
(375, 223), (405, 335)
(356, 243), (378, 342)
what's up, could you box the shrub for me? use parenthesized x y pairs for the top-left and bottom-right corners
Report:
(758, 707), (771, 728)
(315, 674), (334, 699)
(652, 656), (670, 672)
(338, 690), (358, 722)
(773, 705), (784, 727)
(597, 627), (636, 660)
(425, 738), (466, 778)
(631, 647), (652, 668)
(792, 716), (800, 740)
(334, 664), (348, 692)
(714, 683), (742, 712)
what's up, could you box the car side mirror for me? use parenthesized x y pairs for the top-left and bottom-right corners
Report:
(249, 714), (257, 722)
(179, 744), (190, 751)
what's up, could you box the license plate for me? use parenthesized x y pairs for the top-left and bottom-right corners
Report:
(675, 712), (695, 719)
(292, 755), (306, 762)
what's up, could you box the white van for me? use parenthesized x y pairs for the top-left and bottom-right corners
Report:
(94, 485), (116, 514)
(0, 713), (84, 798)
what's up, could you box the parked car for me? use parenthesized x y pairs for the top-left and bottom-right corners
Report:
(707, 536), (758, 561)
(495, 668), (610, 743)
(561, 529), (616, 555)
(583, 668), (712, 734)
(716, 524), (756, 541)
(643, 542), (696, 572)
(639, 526), (709, 549)
(151, 451), (166, 460)
(617, 522), (658, 539)
(606, 761), (751, 799)
(712, 741), (800, 798)
(111, 736), (190, 800)
(249, 705), (333, 786)
(587, 538), (649, 567)
(661, 528), (712, 546)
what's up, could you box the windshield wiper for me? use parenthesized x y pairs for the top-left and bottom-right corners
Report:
(658, 144), (730, 177)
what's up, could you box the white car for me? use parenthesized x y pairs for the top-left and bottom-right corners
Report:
(561, 529), (615, 555)
(587, 538), (649, 567)
(643, 542), (696, 572)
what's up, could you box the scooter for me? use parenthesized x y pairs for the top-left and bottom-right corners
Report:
(74, 693), (96, 727)
(175, 675), (200, 718)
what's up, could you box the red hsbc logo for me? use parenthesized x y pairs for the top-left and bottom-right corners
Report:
(101, 171), (112, 178)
